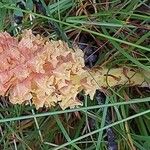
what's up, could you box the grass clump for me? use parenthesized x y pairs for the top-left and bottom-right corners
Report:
(0, 0), (150, 149)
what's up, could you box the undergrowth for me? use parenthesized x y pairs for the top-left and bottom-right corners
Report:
(0, 0), (150, 150)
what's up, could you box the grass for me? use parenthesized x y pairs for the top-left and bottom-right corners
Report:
(0, 0), (150, 149)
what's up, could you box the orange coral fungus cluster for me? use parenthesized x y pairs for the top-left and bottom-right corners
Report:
(0, 30), (148, 109)
(0, 30), (89, 109)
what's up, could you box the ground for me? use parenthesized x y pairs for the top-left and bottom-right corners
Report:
(0, 0), (150, 150)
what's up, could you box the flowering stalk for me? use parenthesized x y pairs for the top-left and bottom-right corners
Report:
(0, 30), (149, 109)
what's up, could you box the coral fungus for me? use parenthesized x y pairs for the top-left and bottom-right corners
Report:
(0, 30), (149, 109)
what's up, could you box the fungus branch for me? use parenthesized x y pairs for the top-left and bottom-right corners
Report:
(0, 30), (149, 109)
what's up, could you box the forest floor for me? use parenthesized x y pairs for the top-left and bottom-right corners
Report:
(0, 0), (150, 150)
